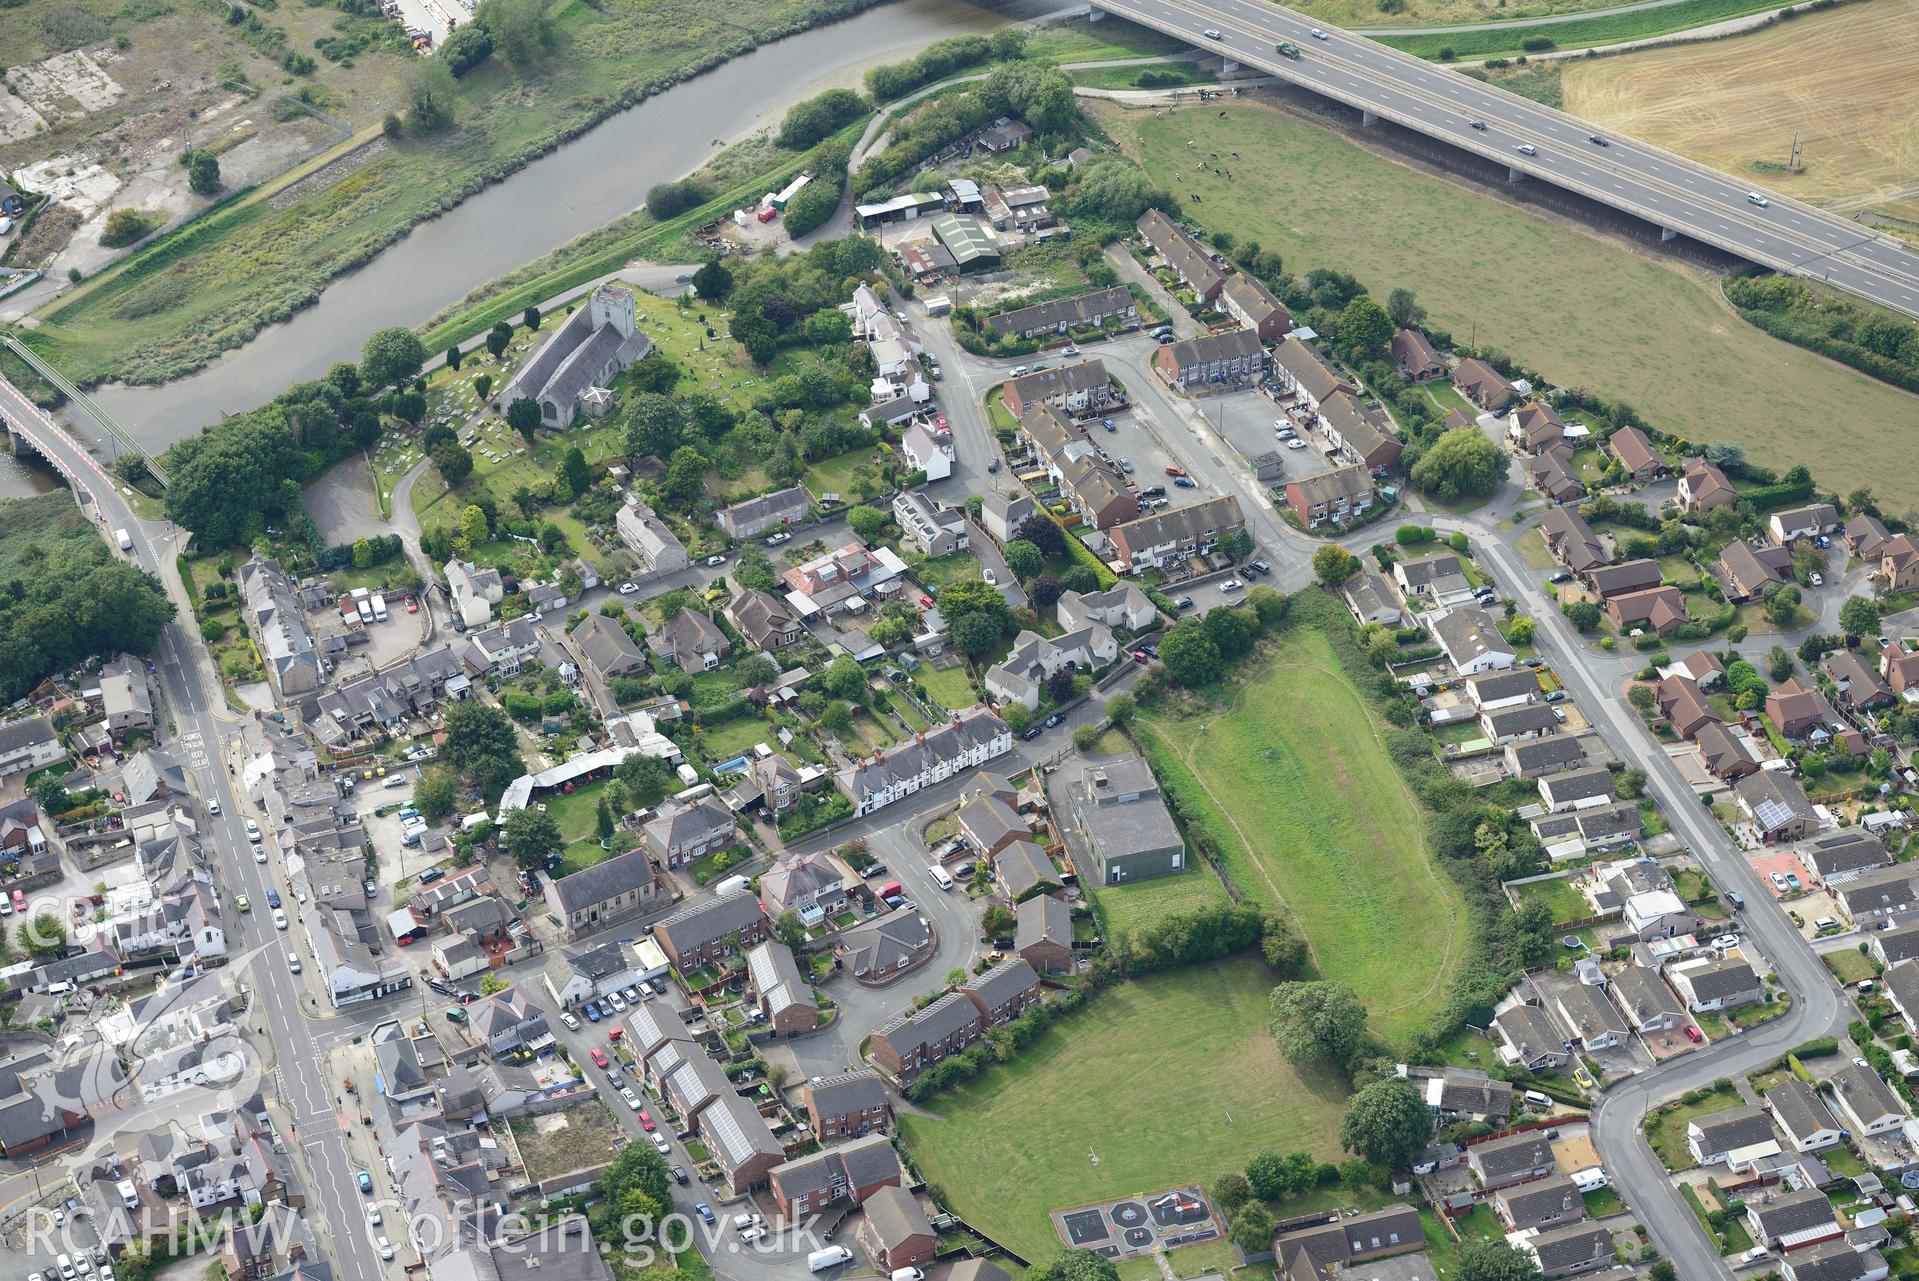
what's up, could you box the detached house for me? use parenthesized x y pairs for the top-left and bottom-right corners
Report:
(1688, 1107), (1781, 1167)
(1538, 507), (1607, 574)
(641, 797), (736, 867)
(1452, 358), (1516, 411)
(1718, 540), (1794, 603)
(1468, 1131), (1557, 1190)
(1493, 1003), (1570, 1072)
(1390, 329), (1444, 382)
(1827, 1062), (1905, 1137)
(1608, 426), (1667, 482)
(1766, 1076), (1842, 1152)
(1667, 956), (1762, 1012)
(726, 588), (802, 653)
(1769, 503), (1841, 545)
(650, 609), (730, 675)
(1679, 457), (1737, 512)
(543, 850), (664, 940)
(1431, 606), (1516, 675)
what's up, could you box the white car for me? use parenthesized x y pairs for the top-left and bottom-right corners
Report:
(734, 1213), (765, 1235)
(255, 846), (268, 864)
(1809, 572), (1824, 586)
(618, 581), (638, 594)
(1309, 26), (1328, 38)
(208, 800), (221, 816)
(606, 992), (627, 1012)
(376, 1237), (394, 1262)
(621, 1088), (644, 1111)
(1202, 27), (1223, 38)
(561, 1011), (581, 1031)
(767, 531), (791, 545)
(651, 1132), (672, 1154)
(982, 568), (998, 585)
(1286, 438), (1306, 450)
(368, 1206), (383, 1226)
(1710, 934), (1740, 950)
(245, 819), (261, 842)
(273, 910), (288, 930)
(704, 554), (728, 567)
(1220, 579), (1244, 593)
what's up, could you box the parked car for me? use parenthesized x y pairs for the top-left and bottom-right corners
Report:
(696, 1204), (715, 1225)
(584, 1003), (602, 1023)
(768, 531), (792, 545)
(357, 1171), (373, 1194)
(561, 1011), (581, 1031)
(1786, 873), (1802, 890)
(704, 554), (727, 567)
(671, 1165), (689, 1185)
(651, 1132), (672, 1153)
(626, 1089), (647, 1113)
(1711, 934), (1740, 950)
(1172, 475), (1196, 487)
(1686, 1025), (1704, 1044)
(272, 910), (288, 930)
(639, 1110), (656, 1132)
(1219, 579), (1244, 593)
(1248, 560), (1272, 576)
(1164, 465), (1186, 477)
(266, 889), (281, 909)
(1769, 872), (1789, 891)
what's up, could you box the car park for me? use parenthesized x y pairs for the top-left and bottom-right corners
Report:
(649, 978), (668, 996)
(606, 992), (627, 1012)
(1173, 475), (1196, 487)
(623, 985), (643, 1003)
(1248, 560), (1271, 576)
(1285, 438), (1306, 450)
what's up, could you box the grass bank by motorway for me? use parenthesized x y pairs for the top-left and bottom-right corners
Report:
(22, 0), (890, 389)
(1378, 0), (1787, 60)
(1091, 97), (1919, 506)
(1131, 625), (1466, 1044)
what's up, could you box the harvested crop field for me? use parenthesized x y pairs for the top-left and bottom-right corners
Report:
(1563, 0), (1919, 208)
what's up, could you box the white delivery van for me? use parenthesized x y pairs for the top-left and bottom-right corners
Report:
(808, 1248), (853, 1273)
(713, 875), (750, 898)
(929, 865), (956, 890)
(371, 594), (388, 622)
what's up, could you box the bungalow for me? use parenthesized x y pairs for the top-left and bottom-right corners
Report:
(542, 850), (665, 940)
(1607, 586), (1688, 637)
(1554, 981), (1629, 1050)
(1481, 703), (1559, 743)
(1506, 736), (1588, 779)
(1469, 669), (1543, 711)
(1766, 1076), (1843, 1152)
(1585, 559), (1662, 600)
(1495, 1176), (1586, 1233)
(1679, 457), (1738, 513)
(1608, 426), (1667, 482)
(1876, 924), (1919, 967)
(1528, 448), (1587, 505)
(1318, 391), (1402, 473)
(1881, 958), (1919, 1035)
(1468, 1131), (1557, 1190)
(1493, 1003), (1570, 1072)
(1799, 830), (1891, 887)
(1110, 495), (1245, 571)
(1769, 504), (1841, 545)
(1667, 956), (1762, 1012)
(1219, 273), (1292, 342)
(1657, 675), (1719, 740)
(1521, 1222), (1615, 1279)
(1135, 209), (1225, 301)
(1283, 464), (1375, 530)
(1271, 1205), (1425, 1273)
(1270, 334), (1355, 414)
(726, 588), (803, 653)
(1696, 722), (1760, 781)
(1836, 865), (1919, 928)
(1155, 327), (1266, 391)
(571, 615), (648, 684)
(999, 359), (1114, 419)
(1783, 1241), (1888, 1281)
(1538, 507), (1608, 575)
(1538, 767), (1614, 812)
(1422, 1071), (1513, 1121)
(1395, 552), (1475, 606)
(1608, 965), (1684, 1033)
(1688, 1107), (1781, 1167)
(1735, 768), (1821, 843)
(1430, 606), (1515, 675)
(1343, 571), (1406, 628)
(1718, 540), (1794, 603)
(1826, 650), (1894, 711)
(1827, 1062), (1905, 1136)
(1452, 358), (1516, 411)
(1390, 329), (1444, 382)
(717, 486), (811, 539)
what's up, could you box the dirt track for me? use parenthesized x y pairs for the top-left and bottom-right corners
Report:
(1563, 0), (1919, 206)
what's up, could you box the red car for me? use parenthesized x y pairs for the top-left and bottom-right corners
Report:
(1131, 650), (1149, 663)
(590, 1048), (609, 1068)
(1164, 464), (1187, 477)
(918, 595), (933, 609)
(1685, 1026), (1703, 1044)
(405, 595), (418, 614)
(639, 1110), (656, 1132)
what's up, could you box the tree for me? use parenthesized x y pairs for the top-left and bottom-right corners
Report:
(362, 327), (428, 390)
(524, 305), (542, 331)
(443, 701), (520, 777)
(1411, 428), (1505, 500)
(1003, 539), (1044, 581)
(662, 446), (708, 504)
(431, 440), (473, 484)
(20, 912), (67, 958)
(1840, 594), (1882, 638)
(1016, 513), (1067, 559)
(1204, 606), (1256, 660)
(950, 612), (1001, 658)
(1157, 618), (1221, 688)
(847, 505), (888, 542)
(405, 54), (458, 130)
(824, 655), (867, 701)
(819, 701), (853, 734)
(777, 87), (868, 149)
(185, 149), (220, 196)
(616, 753), (675, 809)
(1386, 287), (1426, 330)
(1456, 1241), (1545, 1281)
(1027, 1252), (1120, 1281)
(561, 446), (592, 497)
(1339, 1078), (1430, 1172)
(415, 770), (457, 823)
(1507, 615), (1536, 644)
(1313, 544), (1359, 585)
(692, 258), (733, 301)
(1647, 1264), (1677, 1281)
(438, 21), (493, 75)
(1627, 684), (1656, 716)
(1336, 295), (1393, 357)
(458, 504), (490, 549)
(939, 578), (1011, 632)
(1768, 644), (1795, 683)
(100, 208), (156, 248)
(1106, 692), (1136, 727)
(505, 397), (542, 443)
(32, 773), (72, 818)
(1765, 583), (1803, 626)
(1227, 1203), (1274, 1255)
(501, 806), (562, 866)
(1564, 599), (1602, 632)
(486, 321), (513, 360)
(477, 0), (552, 64)
(1213, 1171), (1252, 1211)
(1268, 980), (1367, 1068)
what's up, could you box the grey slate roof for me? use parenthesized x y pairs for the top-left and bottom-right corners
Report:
(1786, 1240), (1877, 1281)
(1016, 894), (1073, 954)
(805, 1069), (887, 1120)
(1682, 957), (1759, 1004)
(1693, 1106), (1778, 1152)
(1527, 1221), (1612, 1275)
(963, 956), (1039, 1011)
(874, 990), (978, 1052)
(1767, 1077), (1838, 1145)
(1473, 1131), (1555, 1179)
(1878, 923), (1919, 964)
(548, 849), (657, 914)
(655, 892), (766, 953)
(1748, 1188), (1837, 1240)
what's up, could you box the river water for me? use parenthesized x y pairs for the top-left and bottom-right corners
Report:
(75, 0), (1057, 459)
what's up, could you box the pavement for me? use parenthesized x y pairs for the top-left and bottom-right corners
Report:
(1088, 0), (1919, 320)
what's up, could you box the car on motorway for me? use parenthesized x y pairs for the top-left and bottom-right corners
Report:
(1275, 40), (1300, 57)
(357, 1171), (373, 1194)
(1587, 134), (1608, 146)
(1309, 27), (1328, 38)
(590, 1048), (609, 1068)
(1747, 191), (1770, 207)
(1515, 143), (1537, 156)
(1469, 119), (1486, 130)
(561, 1011), (580, 1031)
(1202, 27), (1223, 38)
(235, 894), (250, 913)
(272, 910), (288, 930)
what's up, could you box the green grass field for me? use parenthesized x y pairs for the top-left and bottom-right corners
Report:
(1378, 0), (1785, 60)
(1133, 626), (1465, 1043)
(1090, 869), (1235, 933)
(1511, 876), (1591, 925)
(899, 958), (1352, 1261)
(1095, 99), (1919, 507)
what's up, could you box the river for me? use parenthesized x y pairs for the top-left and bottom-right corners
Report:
(77, 0), (1060, 458)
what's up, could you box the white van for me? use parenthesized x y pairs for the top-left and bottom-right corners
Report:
(809, 1248), (854, 1273)
(1523, 1090), (1553, 1108)
(929, 865), (956, 891)
(1748, 191), (1770, 207)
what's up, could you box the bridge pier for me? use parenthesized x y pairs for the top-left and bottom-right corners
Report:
(1508, 167), (1525, 184)
(1361, 110), (1378, 127)
(1221, 58), (1239, 73)
(1661, 227), (1679, 242)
